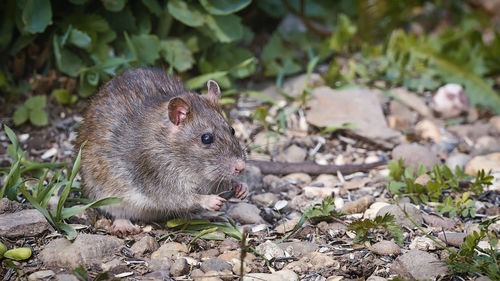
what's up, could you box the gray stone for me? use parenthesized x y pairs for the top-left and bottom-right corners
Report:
(130, 235), (159, 256)
(392, 143), (440, 170)
(465, 153), (500, 176)
(240, 164), (262, 191)
(28, 270), (55, 281)
(39, 234), (123, 268)
(243, 270), (299, 281)
(0, 209), (50, 238)
(55, 274), (79, 281)
(369, 240), (401, 256)
(142, 269), (170, 280)
(391, 87), (433, 118)
(438, 232), (467, 247)
(391, 249), (448, 280)
(0, 198), (24, 214)
(170, 257), (189, 277)
(446, 153), (471, 171)
(422, 213), (456, 230)
(278, 242), (318, 257)
(277, 144), (307, 163)
(306, 87), (400, 140)
(200, 258), (232, 273)
(227, 203), (264, 224)
(251, 193), (279, 206)
(256, 240), (286, 260)
(376, 203), (423, 229)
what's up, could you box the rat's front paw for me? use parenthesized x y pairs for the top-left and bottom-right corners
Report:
(232, 183), (248, 200)
(200, 195), (226, 211)
(110, 219), (141, 237)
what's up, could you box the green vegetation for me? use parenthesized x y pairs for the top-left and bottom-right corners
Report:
(347, 214), (404, 246)
(0, 241), (32, 276)
(1, 125), (122, 239)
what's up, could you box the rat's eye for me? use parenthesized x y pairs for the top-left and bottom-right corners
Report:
(230, 126), (235, 135)
(201, 133), (214, 144)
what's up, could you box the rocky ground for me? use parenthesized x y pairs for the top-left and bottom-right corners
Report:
(0, 74), (499, 281)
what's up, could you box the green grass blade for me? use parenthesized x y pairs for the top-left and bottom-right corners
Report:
(3, 125), (19, 152)
(59, 197), (122, 219)
(57, 141), (85, 220)
(19, 186), (55, 226)
(0, 158), (20, 198)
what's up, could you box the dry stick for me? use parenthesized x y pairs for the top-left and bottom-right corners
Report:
(247, 157), (387, 175)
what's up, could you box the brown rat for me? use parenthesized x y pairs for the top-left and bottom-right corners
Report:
(76, 68), (248, 235)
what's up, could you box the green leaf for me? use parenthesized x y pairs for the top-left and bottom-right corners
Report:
(142, 0), (163, 16)
(199, 0), (251, 15)
(13, 106), (29, 125)
(131, 34), (160, 65)
(58, 223), (77, 240)
(29, 108), (49, 127)
(167, 0), (204, 27)
(59, 197), (122, 219)
(3, 125), (19, 153)
(68, 29), (91, 49)
(25, 95), (46, 109)
(160, 39), (194, 72)
(244, 90), (277, 105)
(22, 0), (52, 33)
(53, 35), (84, 77)
(52, 89), (71, 104)
(57, 141), (85, 220)
(102, 0), (128, 12)
(204, 14), (243, 43)
(72, 265), (89, 281)
(185, 71), (228, 89)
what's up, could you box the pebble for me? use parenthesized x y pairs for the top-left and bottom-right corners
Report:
(143, 269), (170, 280)
(170, 258), (189, 277)
(391, 249), (448, 280)
(278, 144), (307, 163)
(391, 87), (433, 118)
(437, 232), (467, 247)
(255, 240), (286, 260)
(251, 193), (278, 206)
(307, 252), (340, 271)
(55, 274), (79, 281)
(303, 186), (337, 199)
(283, 173), (312, 185)
(409, 236), (441, 251)
(415, 119), (442, 142)
(368, 240), (401, 256)
(151, 242), (187, 261)
(243, 270), (299, 281)
(364, 202), (391, 220)
(227, 203), (264, 224)
(130, 235), (159, 256)
(465, 152), (500, 176)
(277, 242), (318, 257)
(445, 153), (471, 171)
(0, 209), (50, 238)
(376, 203), (423, 228)
(422, 213), (456, 230)
(200, 258), (233, 273)
(0, 198), (25, 214)
(313, 174), (339, 188)
(274, 219), (299, 234)
(340, 195), (374, 214)
(392, 143), (440, 170)
(28, 270), (55, 281)
(39, 234), (122, 268)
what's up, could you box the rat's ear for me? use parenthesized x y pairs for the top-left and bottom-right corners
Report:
(206, 80), (221, 103)
(167, 97), (190, 126)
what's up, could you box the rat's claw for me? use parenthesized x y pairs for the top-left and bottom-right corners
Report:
(110, 219), (141, 236)
(200, 195), (226, 211)
(232, 183), (248, 200)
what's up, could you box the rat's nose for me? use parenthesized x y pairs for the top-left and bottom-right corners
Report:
(234, 160), (245, 174)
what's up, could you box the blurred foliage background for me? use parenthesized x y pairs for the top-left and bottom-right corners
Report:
(1, 0), (500, 126)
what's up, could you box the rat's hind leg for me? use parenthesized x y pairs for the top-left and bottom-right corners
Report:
(110, 219), (141, 236)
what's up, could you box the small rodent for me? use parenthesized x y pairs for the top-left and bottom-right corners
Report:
(76, 68), (248, 235)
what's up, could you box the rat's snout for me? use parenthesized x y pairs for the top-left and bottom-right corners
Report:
(234, 159), (245, 175)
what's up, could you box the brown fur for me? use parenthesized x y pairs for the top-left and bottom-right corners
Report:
(76, 68), (245, 221)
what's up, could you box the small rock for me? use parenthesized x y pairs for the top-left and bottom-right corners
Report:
(465, 152), (500, 175)
(438, 232), (467, 247)
(303, 186), (336, 199)
(0, 209), (50, 238)
(391, 87), (433, 117)
(343, 177), (370, 190)
(376, 203), (423, 228)
(101, 258), (121, 271)
(422, 214), (456, 230)
(200, 248), (220, 260)
(415, 119), (442, 142)
(239, 164), (262, 191)
(282, 73), (325, 98)
(278, 242), (318, 257)
(143, 269), (170, 280)
(391, 249), (448, 280)
(243, 270), (299, 281)
(200, 270), (227, 281)
(448, 121), (495, 142)
(151, 242), (187, 260)
(387, 100), (418, 131)
(278, 144), (307, 163)
(431, 84), (470, 118)
(369, 240), (400, 256)
(200, 258), (232, 273)
(392, 143), (440, 170)
(170, 258), (189, 277)
(55, 274), (79, 281)
(274, 219), (299, 234)
(308, 252), (339, 271)
(283, 173), (312, 185)
(39, 234), (122, 268)
(28, 270), (55, 281)
(475, 136), (500, 154)
(130, 235), (159, 256)
(366, 276), (388, 281)
(490, 116), (500, 132)
(414, 174), (431, 186)
(252, 132), (286, 154)
(251, 193), (278, 206)
(190, 269), (206, 281)
(364, 202), (391, 219)
(446, 153), (471, 171)
(306, 87), (400, 140)
(0, 198), (24, 214)
(340, 195), (374, 214)
(227, 203), (264, 224)
(256, 240), (286, 260)
(313, 174), (339, 188)
(409, 236), (440, 251)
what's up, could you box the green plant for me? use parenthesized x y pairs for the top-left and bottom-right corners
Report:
(12, 95), (49, 126)
(0, 241), (32, 276)
(347, 214), (404, 246)
(72, 265), (109, 281)
(52, 88), (78, 106)
(437, 192), (476, 218)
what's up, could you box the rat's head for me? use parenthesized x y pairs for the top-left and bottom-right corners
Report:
(152, 80), (245, 184)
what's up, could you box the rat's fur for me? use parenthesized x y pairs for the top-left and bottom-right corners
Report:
(76, 68), (245, 222)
